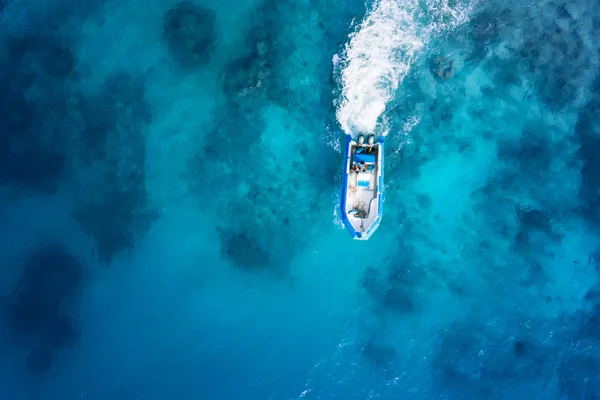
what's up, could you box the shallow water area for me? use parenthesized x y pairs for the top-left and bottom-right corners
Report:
(2, 0), (600, 398)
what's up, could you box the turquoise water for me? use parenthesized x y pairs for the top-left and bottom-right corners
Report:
(1, 0), (600, 398)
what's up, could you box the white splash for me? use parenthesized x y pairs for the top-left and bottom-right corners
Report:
(402, 114), (421, 136)
(322, 125), (342, 154)
(335, 0), (473, 138)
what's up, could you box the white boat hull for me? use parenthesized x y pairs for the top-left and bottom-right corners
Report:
(340, 134), (384, 240)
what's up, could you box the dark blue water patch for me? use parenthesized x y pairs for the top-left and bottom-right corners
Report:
(359, 249), (424, 316)
(243, 0), (365, 118)
(72, 183), (158, 265)
(428, 98), (456, 130)
(382, 262), (423, 315)
(218, 229), (274, 273)
(189, 99), (321, 277)
(70, 72), (157, 265)
(219, 33), (272, 108)
(512, 339), (531, 357)
(0, 85), (49, 191)
(77, 72), (153, 163)
(0, 147), (66, 193)
(517, 261), (548, 289)
(588, 247), (600, 278)
(497, 129), (553, 176)
(213, 175), (316, 276)
(195, 102), (265, 170)
(512, 20), (587, 109)
(514, 205), (562, 242)
(0, 86), (33, 136)
(555, 3), (573, 20)
(162, 1), (217, 71)
(553, 301), (600, 400)
(194, 119), (304, 275)
(433, 324), (491, 397)
(4, 33), (76, 80)
(221, 0), (319, 112)
(511, 225), (560, 266)
(466, 7), (511, 63)
(483, 55), (522, 93)
(4, 245), (84, 375)
(466, 2), (594, 110)
(428, 54), (455, 81)
(0, 32), (77, 192)
(557, 355), (600, 399)
(536, 67), (581, 110)
(216, 0), (290, 110)
(360, 338), (397, 372)
(1, 16), (157, 264)
(572, 285), (600, 342)
(361, 266), (387, 302)
(574, 78), (600, 225)
(432, 318), (553, 399)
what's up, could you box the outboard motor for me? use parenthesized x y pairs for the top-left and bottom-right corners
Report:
(368, 135), (375, 145)
(358, 135), (365, 145)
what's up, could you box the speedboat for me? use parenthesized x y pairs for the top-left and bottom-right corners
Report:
(340, 133), (384, 240)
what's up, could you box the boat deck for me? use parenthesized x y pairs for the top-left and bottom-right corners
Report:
(345, 144), (379, 234)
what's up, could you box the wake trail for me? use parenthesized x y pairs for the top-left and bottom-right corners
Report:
(334, 0), (474, 138)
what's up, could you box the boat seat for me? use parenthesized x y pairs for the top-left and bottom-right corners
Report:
(354, 152), (376, 164)
(357, 172), (370, 188)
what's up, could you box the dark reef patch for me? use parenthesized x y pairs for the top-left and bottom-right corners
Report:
(1, 18), (158, 263)
(361, 266), (386, 301)
(497, 129), (553, 178)
(468, 2), (594, 110)
(162, 1), (217, 70)
(4, 33), (76, 79)
(513, 339), (531, 357)
(5, 245), (84, 374)
(0, 83), (65, 194)
(72, 72), (157, 264)
(77, 72), (153, 163)
(512, 18), (588, 109)
(514, 205), (562, 242)
(199, 102), (265, 166)
(588, 247), (600, 278)
(189, 110), (295, 277)
(574, 78), (600, 225)
(466, 8), (509, 62)
(220, 30), (272, 107)
(517, 262), (548, 288)
(0, 31), (77, 192)
(429, 55), (454, 80)
(360, 339), (397, 371)
(432, 319), (550, 399)
(219, 229), (273, 272)
(73, 181), (157, 265)
(573, 284), (600, 341)
(0, 85), (33, 135)
(557, 355), (600, 399)
(359, 253), (422, 315)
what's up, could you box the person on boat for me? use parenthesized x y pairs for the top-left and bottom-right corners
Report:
(351, 163), (359, 173)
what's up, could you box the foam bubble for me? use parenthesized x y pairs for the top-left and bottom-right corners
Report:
(335, 0), (473, 138)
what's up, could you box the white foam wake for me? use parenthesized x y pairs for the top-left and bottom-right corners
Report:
(334, 0), (473, 137)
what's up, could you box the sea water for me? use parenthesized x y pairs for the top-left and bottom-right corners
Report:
(1, 0), (600, 398)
